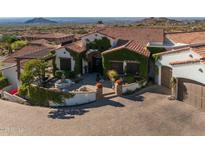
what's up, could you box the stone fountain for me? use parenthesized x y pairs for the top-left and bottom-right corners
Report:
(55, 74), (74, 90)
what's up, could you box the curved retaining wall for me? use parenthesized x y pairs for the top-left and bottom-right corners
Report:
(122, 81), (147, 94)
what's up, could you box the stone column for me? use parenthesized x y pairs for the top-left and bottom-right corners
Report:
(115, 80), (122, 96)
(96, 83), (103, 99)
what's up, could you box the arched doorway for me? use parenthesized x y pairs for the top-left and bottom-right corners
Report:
(161, 66), (172, 88)
(87, 51), (103, 74)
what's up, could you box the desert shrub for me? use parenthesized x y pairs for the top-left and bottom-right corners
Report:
(123, 75), (136, 84)
(107, 70), (119, 80)
(11, 40), (27, 50)
(55, 70), (65, 79)
(0, 77), (9, 89)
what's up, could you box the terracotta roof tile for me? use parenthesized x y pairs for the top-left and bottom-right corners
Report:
(98, 27), (164, 46)
(3, 44), (56, 64)
(57, 41), (86, 53)
(29, 39), (49, 45)
(154, 47), (190, 56)
(23, 33), (74, 39)
(166, 31), (205, 44)
(170, 58), (201, 65)
(102, 40), (150, 57)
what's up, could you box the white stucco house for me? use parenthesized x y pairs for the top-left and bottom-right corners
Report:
(154, 44), (205, 109)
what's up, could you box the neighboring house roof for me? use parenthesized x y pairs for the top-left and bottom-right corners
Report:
(97, 27), (164, 46)
(29, 39), (50, 45)
(57, 41), (86, 53)
(22, 33), (74, 39)
(3, 44), (56, 64)
(102, 40), (150, 57)
(166, 31), (205, 44)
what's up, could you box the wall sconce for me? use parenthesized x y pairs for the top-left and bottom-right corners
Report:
(199, 68), (203, 73)
(189, 54), (193, 58)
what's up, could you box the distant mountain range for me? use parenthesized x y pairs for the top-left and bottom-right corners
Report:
(0, 17), (205, 25)
(25, 17), (57, 24)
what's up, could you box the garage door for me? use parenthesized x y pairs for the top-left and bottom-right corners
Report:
(178, 78), (205, 110)
(111, 61), (123, 74)
(161, 66), (172, 88)
(126, 62), (139, 75)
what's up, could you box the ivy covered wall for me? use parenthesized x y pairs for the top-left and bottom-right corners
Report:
(102, 49), (149, 78)
(68, 49), (83, 74)
(147, 46), (166, 54)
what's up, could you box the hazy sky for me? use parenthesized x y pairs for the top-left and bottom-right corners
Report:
(0, 0), (205, 17)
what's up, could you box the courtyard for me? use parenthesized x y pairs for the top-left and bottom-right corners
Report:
(0, 85), (205, 135)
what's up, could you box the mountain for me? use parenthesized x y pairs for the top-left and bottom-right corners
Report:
(25, 18), (57, 24)
(135, 17), (183, 26)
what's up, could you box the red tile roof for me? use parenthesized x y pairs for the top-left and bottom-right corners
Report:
(97, 27), (164, 46)
(154, 47), (190, 56)
(3, 44), (56, 64)
(102, 40), (150, 57)
(166, 31), (205, 44)
(169, 58), (201, 65)
(57, 41), (86, 53)
(23, 33), (74, 39)
(29, 39), (49, 45)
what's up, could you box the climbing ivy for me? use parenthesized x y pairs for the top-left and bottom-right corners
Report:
(102, 49), (148, 78)
(67, 49), (83, 75)
(86, 37), (111, 52)
(147, 46), (166, 54)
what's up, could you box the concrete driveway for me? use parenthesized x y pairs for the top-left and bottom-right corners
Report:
(0, 85), (205, 136)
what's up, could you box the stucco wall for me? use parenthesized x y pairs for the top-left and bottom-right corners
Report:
(81, 32), (117, 47)
(172, 63), (205, 85)
(1, 65), (19, 88)
(156, 50), (205, 85)
(55, 48), (75, 71)
(157, 50), (201, 68)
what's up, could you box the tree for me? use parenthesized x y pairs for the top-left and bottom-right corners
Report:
(97, 20), (103, 24)
(11, 40), (27, 51)
(20, 60), (48, 86)
(1, 35), (19, 54)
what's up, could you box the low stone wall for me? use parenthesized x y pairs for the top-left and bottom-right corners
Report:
(122, 80), (147, 94)
(1, 91), (27, 104)
(49, 91), (96, 107)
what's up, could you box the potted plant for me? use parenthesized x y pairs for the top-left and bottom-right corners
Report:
(169, 77), (177, 100)
(107, 70), (119, 88)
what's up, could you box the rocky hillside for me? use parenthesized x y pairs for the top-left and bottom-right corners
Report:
(135, 17), (183, 26)
(25, 18), (57, 24)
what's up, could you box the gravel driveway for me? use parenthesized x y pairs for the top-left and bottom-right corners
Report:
(0, 85), (205, 136)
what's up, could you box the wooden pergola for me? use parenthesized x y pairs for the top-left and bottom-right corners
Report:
(15, 48), (56, 79)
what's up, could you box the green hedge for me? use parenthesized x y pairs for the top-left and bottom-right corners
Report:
(102, 49), (148, 78)
(68, 50), (82, 75)
(0, 77), (9, 89)
(28, 85), (74, 107)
